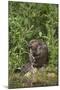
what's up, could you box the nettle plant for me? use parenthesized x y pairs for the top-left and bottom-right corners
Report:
(9, 2), (58, 72)
(39, 23), (58, 67)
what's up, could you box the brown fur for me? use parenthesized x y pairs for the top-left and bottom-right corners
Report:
(29, 39), (48, 67)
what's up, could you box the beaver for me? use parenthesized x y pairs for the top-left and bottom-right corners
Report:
(14, 39), (48, 73)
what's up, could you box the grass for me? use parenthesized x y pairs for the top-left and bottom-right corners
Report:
(8, 1), (58, 88)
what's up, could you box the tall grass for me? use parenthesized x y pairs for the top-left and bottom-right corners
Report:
(8, 2), (58, 72)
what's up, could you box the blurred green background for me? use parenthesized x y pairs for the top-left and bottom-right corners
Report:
(8, 1), (58, 73)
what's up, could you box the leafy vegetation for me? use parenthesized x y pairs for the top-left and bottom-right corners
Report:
(8, 1), (58, 88)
